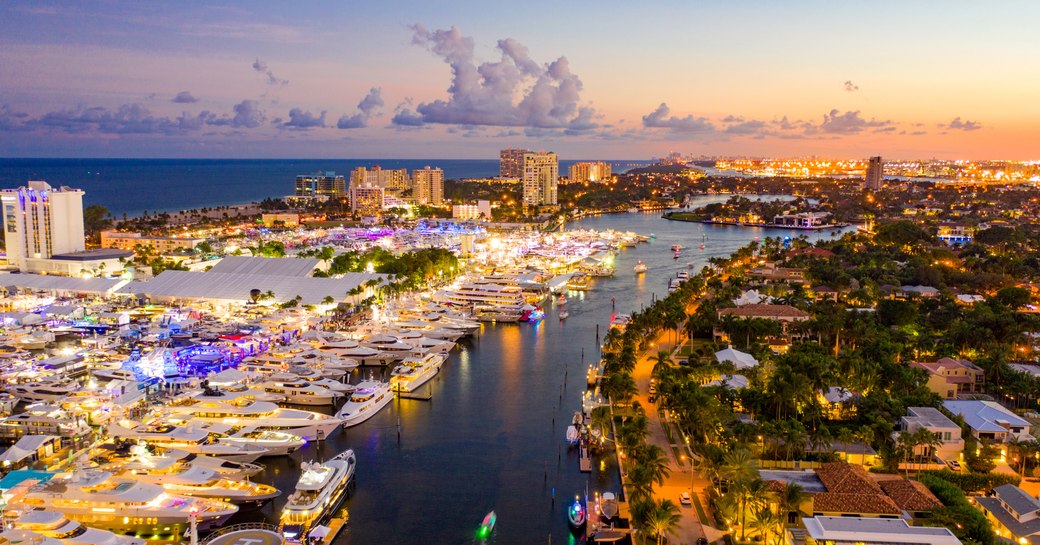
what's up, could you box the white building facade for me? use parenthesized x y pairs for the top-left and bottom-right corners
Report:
(522, 152), (558, 208)
(2, 181), (85, 271)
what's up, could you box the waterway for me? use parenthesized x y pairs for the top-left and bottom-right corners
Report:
(238, 202), (853, 545)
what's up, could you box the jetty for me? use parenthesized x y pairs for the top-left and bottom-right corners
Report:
(579, 441), (591, 472)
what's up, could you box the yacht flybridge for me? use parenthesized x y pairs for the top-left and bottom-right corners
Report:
(165, 398), (343, 441)
(337, 381), (392, 427)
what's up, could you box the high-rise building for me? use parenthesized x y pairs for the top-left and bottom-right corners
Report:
(1, 181), (85, 271)
(500, 148), (529, 178)
(569, 162), (612, 183)
(349, 184), (385, 216)
(522, 152), (559, 208)
(865, 156), (883, 191)
(295, 171), (346, 197)
(350, 166), (410, 190)
(412, 167), (445, 206)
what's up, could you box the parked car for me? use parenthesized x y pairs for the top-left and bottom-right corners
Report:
(947, 460), (962, 471)
(648, 393), (657, 404)
(679, 491), (692, 506)
(678, 359), (690, 366)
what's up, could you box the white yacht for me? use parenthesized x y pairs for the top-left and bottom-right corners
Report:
(268, 371), (356, 394)
(166, 399), (343, 441)
(106, 422), (270, 463)
(315, 340), (396, 366)
(390, 354), (445, 393)
(89, 442), (264, 480)
(7, 379), (81, 403)
(186, 421), (307, 456)
(118, 463), (279, 506)
(337, 381), (393, 427)
(8, 511), (145, 545)
(434, 282), (526, 309)
(12, 471), (238, 534)
(92, 368), (138, 382)
(392, 320), (466, 342)
(280, 449), (356, 541)
(360, 335), (420, 360)
(388, 331), (456, 354)
(191, 383), (284, 404)
(257, 379), (341, 406)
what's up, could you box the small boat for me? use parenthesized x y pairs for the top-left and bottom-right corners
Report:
(673, 250), (681, 259)
(556, 294), (567, 305)
(633, 261), (648, 274)
(671, 244), (681, 251)
(566, 425), (579, 446)
(478, 510), (497, 538)
(600, 492), (619, 520)
(559, 309), (569, 320)
(568, 497), (586, 529)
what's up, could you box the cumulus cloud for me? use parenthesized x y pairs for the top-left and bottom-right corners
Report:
(817, 109), (891, 134)
(337, 88), (384, 129)
(398, 25), (599, 131)
(724, 119), (768, 135)
(172, 91), (199, 104)
(390, 102), (425, 127)
(946, 117), (982, 131)
(207, 99), (266, 128)
(843, 80), (859, 92)
(252, 58), (288, 86)
(642, 103), (715, 133)
(29, 103), (217, 135)
(278, 108), (326, 129)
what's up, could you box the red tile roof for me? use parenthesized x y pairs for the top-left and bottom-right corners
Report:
(815, 462), (883, 494)
(811, 492), (901, 515)
(880, 479), (943, 512)
(718, 304), (810, 320)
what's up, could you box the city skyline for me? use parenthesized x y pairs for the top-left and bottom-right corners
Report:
(1, 1), (1037, 160)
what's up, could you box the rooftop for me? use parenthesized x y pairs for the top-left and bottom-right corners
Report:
(878, 479), (943, 512)
(802, 516), (962, 544)
(718, 304), (810, 319)
(49, 248), (134, 261)
(943, 400), (1030, 433)
(905, 406), (959, 429)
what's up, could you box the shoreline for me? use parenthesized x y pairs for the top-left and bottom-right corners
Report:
(662, 214), (850, 231)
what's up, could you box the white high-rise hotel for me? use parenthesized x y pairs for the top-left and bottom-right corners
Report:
(1, 181), (85, 271)
(522, 152), (558, 208)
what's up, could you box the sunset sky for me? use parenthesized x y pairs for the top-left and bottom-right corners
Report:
(1, 0), (1036, 160)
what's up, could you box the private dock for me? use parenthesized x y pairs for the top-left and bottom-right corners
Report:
(579, 442), (591, 472)
(396, 390), (432, 401)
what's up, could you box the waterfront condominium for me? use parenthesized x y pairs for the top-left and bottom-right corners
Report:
(350, 183), (385, 216)
(569, 161), (612, 183)
(350, 166), (410, 191)
(1, 181), (85, 271)
(412, 167), (445, 206)
(522, 151), (559, 209)
(865, 156), (883, 191)
(499, 148), (529, 178)
(295, 171), (347, 198)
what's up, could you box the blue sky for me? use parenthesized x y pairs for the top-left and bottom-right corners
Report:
(0, 1), (1036, 159)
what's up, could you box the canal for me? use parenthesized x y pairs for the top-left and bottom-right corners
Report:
(242, 202), (852, 544)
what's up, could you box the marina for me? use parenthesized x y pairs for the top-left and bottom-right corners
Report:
(0, 205), (849, 545)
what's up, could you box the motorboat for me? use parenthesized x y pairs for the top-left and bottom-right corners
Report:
(92, 368), (138, 382)
(11, 470), (238, 535)
(567, 497), (586, 529)
(181, 421), (307, 456)
(115, 457), (279, 506)
(166, 399), (343, 441)
(337, 381), (393, 427)
(88, 441), (263, 480)
(268, 371), (356, 394)
(280, 449), (356, 541)
(671, 244), (682, 251)
(317, 340), (397, 366)
(7, 378), (81, 403)
(559, 308), (569, 320)
(389, 354), (445, 393)
(633, 261), (648, 274)
(673, 250), (681, 259)
(106, 422), (270, 463)
(478, 511), (496, 539)
(256, 379), (341, 406)
(8, 510), (145, 545)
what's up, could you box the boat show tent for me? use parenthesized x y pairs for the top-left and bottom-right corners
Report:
(0, 272), (127, 296)
(207, 255), (321, 277)
(116, 269), (387, 305)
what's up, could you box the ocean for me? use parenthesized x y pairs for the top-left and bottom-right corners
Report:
(0, 158), (648, 217)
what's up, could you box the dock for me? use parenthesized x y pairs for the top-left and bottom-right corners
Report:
(579, 442), (591, 472)
(396, 390), (432, 401)
(325, 516), (347, 542)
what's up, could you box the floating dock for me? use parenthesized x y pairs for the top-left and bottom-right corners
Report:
(579, 442), (591, 472)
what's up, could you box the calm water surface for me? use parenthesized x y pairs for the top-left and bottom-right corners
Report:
(234, 207), (851, 545)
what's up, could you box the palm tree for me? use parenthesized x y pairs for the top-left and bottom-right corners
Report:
(731, 477), (769, 543)
(650, 349), (673, 381)
(632, 444), (671, 487)
(751, 506), (783, 545)
(719, 447), (759, 484)
(645, 499), (682, 545)
(777, 482), (807, 527)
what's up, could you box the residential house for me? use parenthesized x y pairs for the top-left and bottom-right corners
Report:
(878, 479), (943, 519)
(790, 516), (962, 545)
(898, 285), (940, 298)
(975, 484), (1040, 545)
(900, 407), (965, 461)
(714, 346), (758, 369)
(911, 357), (984, 399)
(943, 400), (1032, 443)
(818, 387), (858, 420)
(748, 263), (806, 284)
(811, 285), (839, 302)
